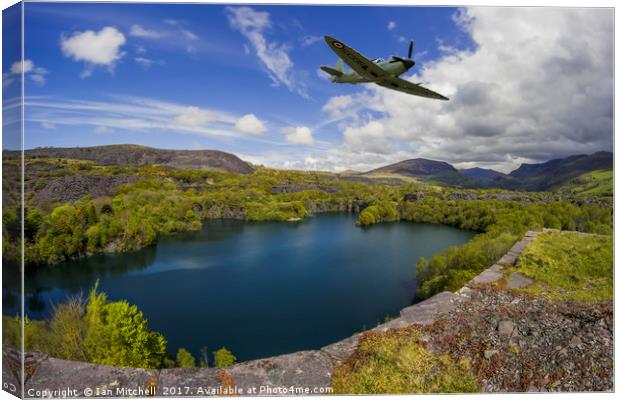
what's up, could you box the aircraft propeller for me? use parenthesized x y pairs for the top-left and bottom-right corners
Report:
(391, 39), (415, 70)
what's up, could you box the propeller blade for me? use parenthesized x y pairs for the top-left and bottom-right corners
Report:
(408, 40), (414, 59)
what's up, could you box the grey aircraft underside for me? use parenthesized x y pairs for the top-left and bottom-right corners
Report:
(321, 35), (449, 101)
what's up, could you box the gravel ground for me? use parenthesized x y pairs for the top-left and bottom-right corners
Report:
(419, 285), (613, 392)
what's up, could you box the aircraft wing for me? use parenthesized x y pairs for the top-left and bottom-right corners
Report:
(377, 76), (449, 100)
(324, 36), (386, 80)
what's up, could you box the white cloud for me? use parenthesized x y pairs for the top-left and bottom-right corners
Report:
(30, 74), (45, 84)
(8, 59), (48, 85)
(387, 21), (397, 31)
(41, 122), (56, 129)
(11, 59), (33, 74)
(301, 35), (322, 47)
(61, 27), (126, 76)
(322, 95), (353, 116)
(134, 57), (163, 69)
(283, 126), (314, 145)
(226, 6), (308, 98)
(163, 19), (178, 26)
(235, 114), (266, 135)
(25, 95), (244, 139)
(174, 106), (214, 127)
(2, 75), (14, 88)
(130, 24), (165, 39)
(181, 29), (198, 40)
(95, 126), (113, 134)
(80, 69), (93, 79)
(342, 121), (392, 154)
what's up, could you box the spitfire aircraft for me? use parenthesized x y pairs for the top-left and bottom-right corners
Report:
(321, 35), (449, 101)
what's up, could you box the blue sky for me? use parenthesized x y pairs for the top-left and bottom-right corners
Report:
(3, 3), (613, 172)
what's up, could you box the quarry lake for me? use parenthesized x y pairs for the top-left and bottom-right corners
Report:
(18, 214), (475, 362)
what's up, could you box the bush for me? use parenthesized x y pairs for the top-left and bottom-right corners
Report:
(176, 348), (197, 368)
(83, 284), (167, 368)
(213, 347), (236, 368)
(356, 200), (399, 226)
(48, 296), (88, 361)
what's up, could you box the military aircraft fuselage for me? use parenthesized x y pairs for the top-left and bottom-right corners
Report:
(330, 57), (409, 83)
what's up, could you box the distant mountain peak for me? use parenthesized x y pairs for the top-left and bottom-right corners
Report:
(363, 158), (472, 187)
(459, 167), (506, 186)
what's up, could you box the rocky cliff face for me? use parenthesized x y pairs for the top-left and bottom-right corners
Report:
(3, 230), (612, 396)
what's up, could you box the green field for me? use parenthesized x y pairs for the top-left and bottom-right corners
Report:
(514, 231), (613, 302)
(557, 169), (613, 196)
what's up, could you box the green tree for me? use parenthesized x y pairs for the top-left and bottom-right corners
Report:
(213, 347), (236, 368)
(176, 347), (197, 368)
(48, 298), (88, 361)
(83, 283), (167, 368)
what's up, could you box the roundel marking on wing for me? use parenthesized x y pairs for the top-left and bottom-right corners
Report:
(332, 41), (344, 49)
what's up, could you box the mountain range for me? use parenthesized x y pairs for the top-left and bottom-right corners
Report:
(11, 145), (612, 193)
(356, 151), (612, 191)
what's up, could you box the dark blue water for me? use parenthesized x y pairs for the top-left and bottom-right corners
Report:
(17, 214), (474, 362)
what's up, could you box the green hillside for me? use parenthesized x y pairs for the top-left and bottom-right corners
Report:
(556, 169), (613, 196)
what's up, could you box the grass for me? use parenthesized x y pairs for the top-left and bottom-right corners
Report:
(332, 329), (478, 394)
(514, 231), (612, 302)
(557, 169), (613, 196)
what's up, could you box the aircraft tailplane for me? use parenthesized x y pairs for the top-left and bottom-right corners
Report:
(320, 65), (343, 77)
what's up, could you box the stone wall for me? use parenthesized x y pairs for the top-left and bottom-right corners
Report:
(2, 230), (543, 398)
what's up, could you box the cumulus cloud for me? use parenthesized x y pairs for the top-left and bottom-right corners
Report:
(130, 24), (165, 39)
(387, 21), (397, 30)
(342, 121), (393, 154)
(322, 95), (353, 117)
(312, 7), (613, 172)
(235, 114), (267, 135)
(283, 126), (314, 145)
(7, 59), (48, 85)
(11, 59), (33, 74)
(174, 106), (214, 127)
(226, 6), (308, 98)
(61, 27), (126, 76)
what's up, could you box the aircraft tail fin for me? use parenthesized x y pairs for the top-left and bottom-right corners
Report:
(335, 59), (344, 73)
(320, 65), (343, 77)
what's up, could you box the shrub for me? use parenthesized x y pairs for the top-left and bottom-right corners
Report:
(83, 283), (167, 368)
(176, 348), (197, 368)
(213, 347), (236, 368)
(48, 296), (88, 361)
